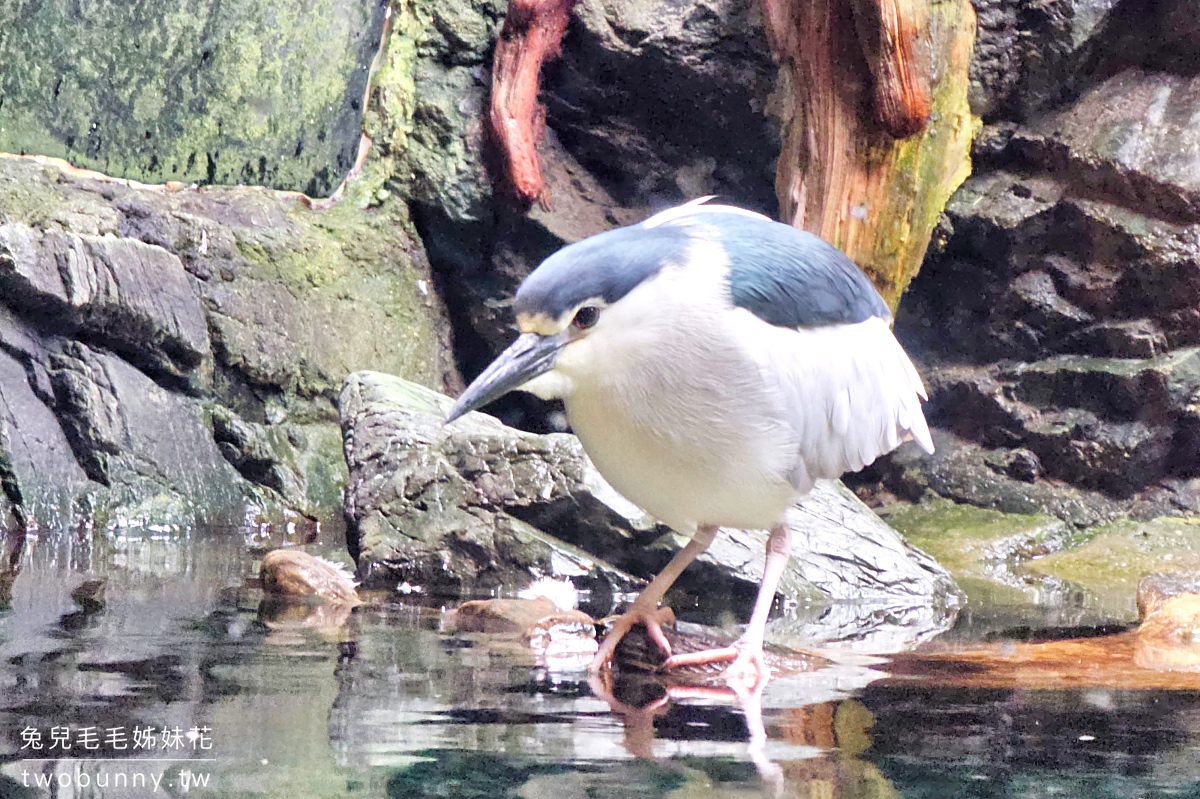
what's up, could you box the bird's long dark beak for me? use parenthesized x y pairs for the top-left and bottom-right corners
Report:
(445, 332), (564, 423)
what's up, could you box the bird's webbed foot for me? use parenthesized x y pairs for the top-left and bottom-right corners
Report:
(589, 603), (676, 673)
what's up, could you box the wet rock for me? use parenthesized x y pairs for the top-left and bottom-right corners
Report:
(340, 370), (643, 595)
(882, 499), (1072, 578)
(0, 314), (91, 523)
(1134, 594), (1200, 671)
(340, 370), (961, 614)
(450, 597), (598, 666)
(1138, 571), (1200, 619)
(47, 341), (266, 523)
(260, 549), (361, 605)
(0, 0), (387, 195)
(1027, 517), (1200, 614)
(771, 481), (959, 605)
(0, 222), (210, 384)
(209, 407), (346, 514)
(452, 597), (569, 635)
(875, 432), (1124, 527)
(70, 579), (106, 613)
(0, 157), (452, 526)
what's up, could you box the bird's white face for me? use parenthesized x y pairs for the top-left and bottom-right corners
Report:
(444, 226), (722, 425)
(513, 297), (608, 400)
(443, 294), (620, 422)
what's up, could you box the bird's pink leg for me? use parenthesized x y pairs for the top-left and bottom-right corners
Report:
(664, 522), (792, 686)
(589, 524), (719, 673)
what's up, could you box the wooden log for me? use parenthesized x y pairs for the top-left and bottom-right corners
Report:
(489, 0), (575, 207)
(849, 0), (932, 137)
(764, 0), (976, 308)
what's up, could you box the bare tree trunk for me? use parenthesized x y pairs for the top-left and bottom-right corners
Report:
(765, 0), (976, 308)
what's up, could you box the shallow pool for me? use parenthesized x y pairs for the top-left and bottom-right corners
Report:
(1, 522), (1197, 798)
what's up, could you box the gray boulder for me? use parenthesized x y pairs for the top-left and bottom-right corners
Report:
(340, 370), (961, 618)
(0, 157), (454, 529)
(0, 0), (388, 195)
(0, 223), (210, 384)
(892, 60), (1200, 515)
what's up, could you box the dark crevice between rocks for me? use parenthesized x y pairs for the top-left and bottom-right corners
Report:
(413, 202), (566, 433)
(46, 344), (124, 486)
(209, 406), (304, 504)
(204, 319), (340, 423)
(543, 13), (779, 214)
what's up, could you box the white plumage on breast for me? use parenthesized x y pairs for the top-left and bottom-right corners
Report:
(557, 259), (797, 531)
(552, 246), (932, 533)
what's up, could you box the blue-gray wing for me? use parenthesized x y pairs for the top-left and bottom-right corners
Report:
(648, 202), (928, 489)
(690, 211), (891, 328)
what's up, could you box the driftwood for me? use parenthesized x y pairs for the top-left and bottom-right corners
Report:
(612, 621), (829, 685)
(489, 0), (574, 207)
(764, 0), (976, 308)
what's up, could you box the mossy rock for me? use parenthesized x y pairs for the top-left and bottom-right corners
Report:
(1027, 517), (1200, 612)
(0, 156), (453, 526)
(882, 499), (1073, 577)
(881, 499), (1077, 605)
(0, 0), (387, 195)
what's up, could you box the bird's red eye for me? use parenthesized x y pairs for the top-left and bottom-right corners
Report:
(572, 306), (599, 330)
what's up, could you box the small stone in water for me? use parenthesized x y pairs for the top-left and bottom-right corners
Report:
(71, 580), (106, 613)
(260, 550), (360, 605)
(1137, 572), (1200, 620)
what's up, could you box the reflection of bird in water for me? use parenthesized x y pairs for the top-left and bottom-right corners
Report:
(588, 668), (893, 798)
(448, 199), (932, 685)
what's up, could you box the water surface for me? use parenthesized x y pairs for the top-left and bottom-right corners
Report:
(1, 522), (1198, 798)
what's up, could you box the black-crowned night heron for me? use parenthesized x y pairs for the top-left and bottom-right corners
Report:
(446, 199), (934, 683)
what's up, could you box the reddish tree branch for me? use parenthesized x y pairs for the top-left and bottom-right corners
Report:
(489, 0), (574, 207)
(849, 0), (932, 138)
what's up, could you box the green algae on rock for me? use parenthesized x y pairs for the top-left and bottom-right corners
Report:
(0, 157), (453, 528)
(880, 498), (1078, 607)
(1027, 518), (1200, 611)
(882, 498), (1074, 578)
(0, 0), (387, 195)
